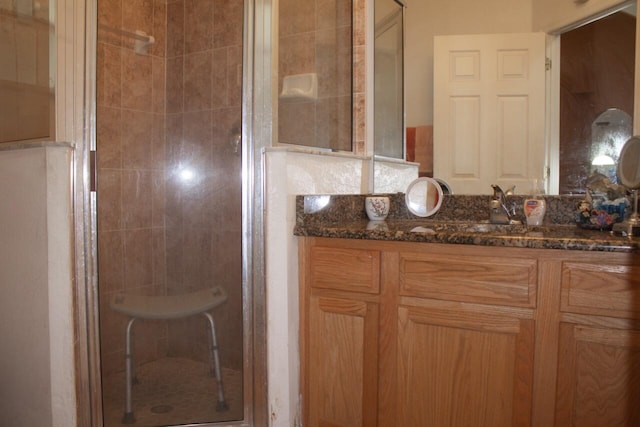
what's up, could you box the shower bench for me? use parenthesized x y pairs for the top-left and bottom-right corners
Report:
(110, 286), (229, 424)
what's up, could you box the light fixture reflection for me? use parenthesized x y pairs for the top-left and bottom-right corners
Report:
(303, 195), (331, 213)
(175, 166), (199, 185)
(592, 155), (615, 166)
(179, 168), (195, 181)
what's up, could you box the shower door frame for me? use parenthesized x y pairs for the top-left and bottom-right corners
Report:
(71, 0), (269, 425)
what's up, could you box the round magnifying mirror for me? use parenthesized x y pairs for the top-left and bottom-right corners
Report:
(615, 136), (640, 236)
(617, 136), (640, 189)
(405, 177), (444, 217)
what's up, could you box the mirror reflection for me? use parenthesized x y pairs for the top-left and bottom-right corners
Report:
(277, 0), (353, 151)
(405, 177), (444, 217)
(0, 1), (55, 143)
(393, 0), (636, 195)
(374, 0), (404, 159)
(614, 135), (640, 235)
(560, 9), (636, 193)
(618, 135), (640, 189)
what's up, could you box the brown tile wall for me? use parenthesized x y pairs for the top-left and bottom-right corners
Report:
(97, 0), (362, 377)
(559, 12), (635, 194)
(278, 0), (364, 154)
(97, 0), (168, 377)
(97, 0), (243, 376)
(352, 0), (366, 155)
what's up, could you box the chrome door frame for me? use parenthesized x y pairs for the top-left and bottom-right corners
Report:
(73, 0), (269, 425)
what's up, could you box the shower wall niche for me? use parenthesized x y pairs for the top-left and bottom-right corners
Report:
(96, 0), (244, 421)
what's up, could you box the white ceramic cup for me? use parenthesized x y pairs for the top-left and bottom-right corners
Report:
(366, 220), (389, 231)
(365, 196), (390, 221)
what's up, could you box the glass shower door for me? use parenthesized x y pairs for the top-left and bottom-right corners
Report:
(95, 0), (245, 425)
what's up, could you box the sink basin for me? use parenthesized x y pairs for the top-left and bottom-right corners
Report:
(411, 221), (576, 237)
(408, 220), (569, 235)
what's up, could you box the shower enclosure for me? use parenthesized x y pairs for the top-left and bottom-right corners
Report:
(96, 0), (246, 425)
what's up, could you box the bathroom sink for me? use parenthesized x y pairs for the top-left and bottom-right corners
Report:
(408, 220), (561, 235)
(411, 221), (575, 237)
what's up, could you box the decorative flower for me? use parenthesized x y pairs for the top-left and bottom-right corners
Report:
(576, 199), (621, 230)
(369, 198), (387, 216)
(578, 200), (591, 213)
(578, 173), (629, 230)
(590, 210), (618, 227)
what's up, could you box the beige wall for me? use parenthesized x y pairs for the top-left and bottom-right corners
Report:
(533, 0), (629, 32)
(404, 0), (633, 128)
(0, 145), (75, 427)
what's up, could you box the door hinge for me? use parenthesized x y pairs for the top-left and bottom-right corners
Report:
(545, 57), (552, 71)
(90, 150), (96, 192)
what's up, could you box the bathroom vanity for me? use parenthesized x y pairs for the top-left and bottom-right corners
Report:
(295, 194), (640, 427)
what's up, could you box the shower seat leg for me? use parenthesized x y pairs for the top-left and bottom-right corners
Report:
(203, 312), (229, 412)
(131, 327), (139, 385)
(122, 317), (137, 424)
(207, 323), (216, 378)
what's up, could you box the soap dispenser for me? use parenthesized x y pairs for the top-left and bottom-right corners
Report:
(524, 179), (546, 226)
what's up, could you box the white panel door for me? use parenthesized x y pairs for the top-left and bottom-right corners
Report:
(434, 33), (547, 195)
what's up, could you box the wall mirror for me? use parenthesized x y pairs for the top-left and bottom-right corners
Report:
(378, 0), (637, 195)
(618, 135), (640, 189)
(614, 135), (640, 235)
(277, 0), (353, 152)
(0, 1), (55, 143)
(374, 0), (404, 159)
(559, 4), (636, 194)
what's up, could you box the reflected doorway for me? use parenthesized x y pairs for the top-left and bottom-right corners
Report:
(95, 0), (246, 425)
(559, 8), (636, 194)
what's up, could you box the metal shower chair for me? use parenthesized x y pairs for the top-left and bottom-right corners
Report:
(110, 286), (229, 424)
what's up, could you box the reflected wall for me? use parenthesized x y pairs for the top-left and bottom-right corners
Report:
(559, 11), (635, 194)
(0, 0), (54, 143)
(374, 2), (404, 159)
(277, 0), (359, 152)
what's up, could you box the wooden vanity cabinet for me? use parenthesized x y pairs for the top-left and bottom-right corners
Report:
(393, 249), (537, 427)
(299, 237), (640, 427)
(394, 304), (535, 426)
(554, 260), (640, 426)
(299, 241), (381, 427)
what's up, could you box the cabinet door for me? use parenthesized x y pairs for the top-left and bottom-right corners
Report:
(555, 323), (640, 426)
(396, 305), (534, 427)
(306, 295), (379, 427)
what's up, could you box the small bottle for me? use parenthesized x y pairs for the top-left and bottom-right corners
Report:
(524, 179), (546, 226)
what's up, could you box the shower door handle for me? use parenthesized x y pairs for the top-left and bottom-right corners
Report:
(230, 132), (241, 154)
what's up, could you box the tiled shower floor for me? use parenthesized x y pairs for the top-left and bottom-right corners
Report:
(102, 357), (243, 426)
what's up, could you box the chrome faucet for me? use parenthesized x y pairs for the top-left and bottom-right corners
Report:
(490, 184), (519, 224)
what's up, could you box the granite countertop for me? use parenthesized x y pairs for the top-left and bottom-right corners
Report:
(294, 194), (640, 253)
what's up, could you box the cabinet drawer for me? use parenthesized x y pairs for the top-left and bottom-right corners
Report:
(399, 252), (537, 307)
(561, 262), (640, 319)
(310, 246), (380, 294)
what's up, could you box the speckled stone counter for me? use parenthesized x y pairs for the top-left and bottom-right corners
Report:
(294, 194), (640, 253)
